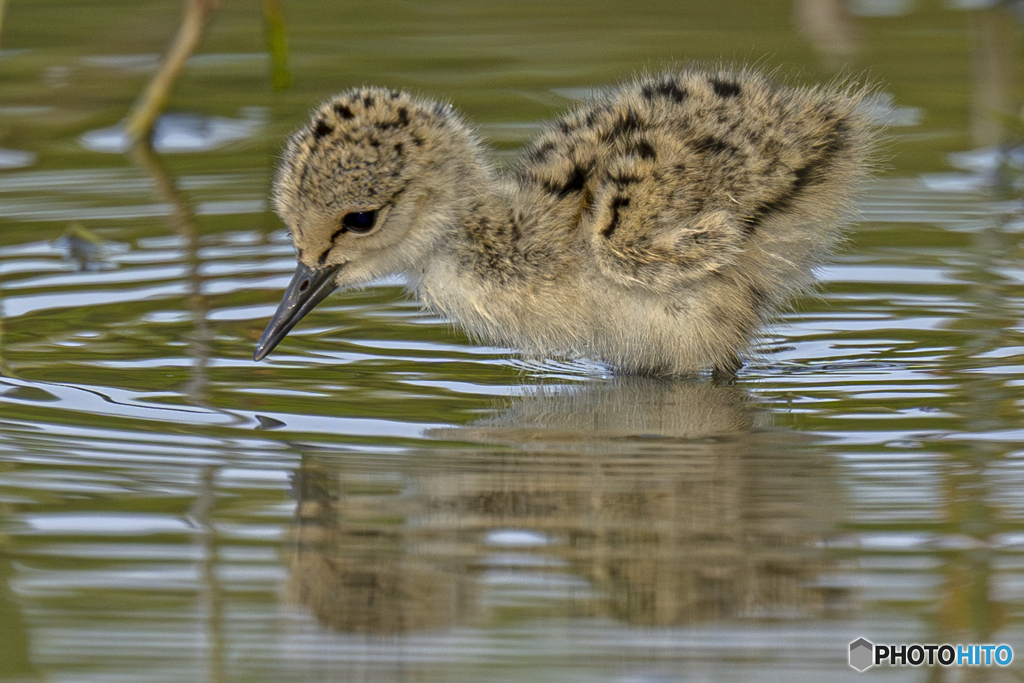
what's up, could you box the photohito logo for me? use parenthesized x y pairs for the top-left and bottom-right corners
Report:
(849, 638), (1014, 671)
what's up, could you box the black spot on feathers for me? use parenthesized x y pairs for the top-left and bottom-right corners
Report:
(313, 119), (333, 139)
(542, 164), (589, 198)
(642, 80), (688, 103)
(601, 196), (631, 238)
(710, 78), (741, 98)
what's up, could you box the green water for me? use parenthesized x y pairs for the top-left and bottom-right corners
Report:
(1, 1), (1023, 681)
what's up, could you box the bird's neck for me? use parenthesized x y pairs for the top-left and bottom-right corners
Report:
(409, 176), (581, 351)
(453, 175), (577, 285)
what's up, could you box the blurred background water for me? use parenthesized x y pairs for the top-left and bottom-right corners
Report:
(1, 0), (1023, 681)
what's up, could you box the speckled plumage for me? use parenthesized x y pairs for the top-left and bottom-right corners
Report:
(261, 67), (875, 376)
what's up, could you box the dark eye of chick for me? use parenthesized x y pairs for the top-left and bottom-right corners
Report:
(341, 210), (377, 233)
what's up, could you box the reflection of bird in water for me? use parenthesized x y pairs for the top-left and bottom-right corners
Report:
(254, 67), (874, 376)
(286, 378), (845, 634)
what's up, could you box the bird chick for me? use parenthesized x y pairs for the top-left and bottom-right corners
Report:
(254, 67), (875, 376)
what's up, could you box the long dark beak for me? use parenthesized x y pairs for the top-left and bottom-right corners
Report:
(253, 263), (343, 361)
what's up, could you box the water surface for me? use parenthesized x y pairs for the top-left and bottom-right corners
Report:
(1, 1), (1023, 681)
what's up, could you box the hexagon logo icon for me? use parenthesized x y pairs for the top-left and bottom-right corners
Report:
(849, 638), (874, 671)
